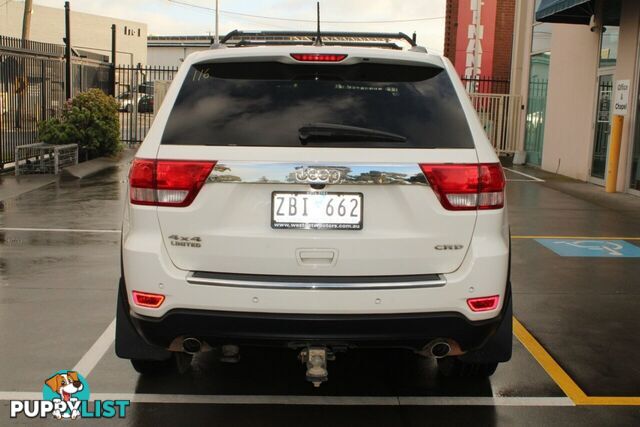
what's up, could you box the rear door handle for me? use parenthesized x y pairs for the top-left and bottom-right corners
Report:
(296, 249), (338, 267)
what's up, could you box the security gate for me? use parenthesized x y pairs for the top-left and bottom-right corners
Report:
(115, 65), (178, 145)
(0, 35), (111, 169)
(469, 93), (522, 155)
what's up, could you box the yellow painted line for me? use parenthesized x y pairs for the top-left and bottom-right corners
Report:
(513, 317), (587, 404)
(512, 235), (640, 240)
(579, 397), (640, 406)
(514, 317), (640, 406)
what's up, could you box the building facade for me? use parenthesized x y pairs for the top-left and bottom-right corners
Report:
(0, 2), (147, 65)
(444, 0), (515, 90)
(511, 0), (640, 195)
(147, 36), (212, 67)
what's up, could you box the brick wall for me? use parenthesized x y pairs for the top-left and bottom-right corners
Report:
(492, 0), (515, 80)
(444, 0), (459, 63)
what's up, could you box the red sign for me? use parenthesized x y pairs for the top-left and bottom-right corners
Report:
(453, 0), (497, 82)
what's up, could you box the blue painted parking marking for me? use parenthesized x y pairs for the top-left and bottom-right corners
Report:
(535, 239), (640, 257)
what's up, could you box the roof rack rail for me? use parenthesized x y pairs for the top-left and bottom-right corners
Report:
(219, 30), (420, 50)
(232, 40), (404, 50)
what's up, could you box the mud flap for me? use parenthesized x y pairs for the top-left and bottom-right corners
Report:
(115, 277), (172, 361)
(459, 283), (513, 363)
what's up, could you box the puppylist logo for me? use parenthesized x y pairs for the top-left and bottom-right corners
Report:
(9, 370), (130, 420)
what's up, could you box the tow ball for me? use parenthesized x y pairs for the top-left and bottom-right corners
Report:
(299, 347), (335, 387)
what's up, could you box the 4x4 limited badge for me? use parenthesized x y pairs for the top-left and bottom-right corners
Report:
(168, 235), (202, 248)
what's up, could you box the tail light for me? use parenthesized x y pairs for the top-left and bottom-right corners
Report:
(290, 53), (347, 62)
(132, 291), (165, 308)
(419, 163), (505, 210)
(467, 295), (500, 312)
(129, 158), (216, 207)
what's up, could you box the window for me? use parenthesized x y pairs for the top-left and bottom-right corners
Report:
(599, 27), (619, 67)
(532, 23), (553, 54)
(525, 5), (552, 166)
(599, 0), (621, 68)
(161, 62), (475, 149)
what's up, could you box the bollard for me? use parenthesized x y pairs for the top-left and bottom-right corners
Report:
(606, 115), (624, 193)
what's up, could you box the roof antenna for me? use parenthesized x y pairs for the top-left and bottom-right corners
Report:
(314, 2), (323, 46)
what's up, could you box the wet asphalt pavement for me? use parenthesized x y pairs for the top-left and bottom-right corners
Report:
(1, 161), (640, 426)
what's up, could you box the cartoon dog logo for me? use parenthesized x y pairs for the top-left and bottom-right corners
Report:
(44, 371), (84, 419)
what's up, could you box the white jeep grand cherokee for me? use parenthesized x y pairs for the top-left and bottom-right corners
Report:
(116, 33), (511, 385)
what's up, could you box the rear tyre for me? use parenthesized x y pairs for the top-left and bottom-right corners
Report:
(437, 357), (498, 378)
(130, 351), (194, 375)
(130, 356), (175, 375)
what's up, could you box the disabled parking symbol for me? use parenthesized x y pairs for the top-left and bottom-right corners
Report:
(535, 239), (640, 257)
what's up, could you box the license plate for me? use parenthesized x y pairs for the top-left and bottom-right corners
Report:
(271, 192), (363, 230)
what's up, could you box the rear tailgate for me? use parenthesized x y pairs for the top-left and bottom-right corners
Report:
(148, 54), (480, 276)
(154, 148), (478, 276)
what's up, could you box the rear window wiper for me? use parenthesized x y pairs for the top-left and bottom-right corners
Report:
(298, 123), (407, 144)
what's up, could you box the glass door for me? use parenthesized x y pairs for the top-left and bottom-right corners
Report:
(524, 53), (551, 166)
(590, 74), (613, 182)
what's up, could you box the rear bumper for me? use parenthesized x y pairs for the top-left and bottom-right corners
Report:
(129, 306), (507, 352)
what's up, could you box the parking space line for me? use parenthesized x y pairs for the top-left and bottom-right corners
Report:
(578, 397), (640, 406)
(512, 235), (640, 240)
(513, 317), (640, 406)
(398, 396), (574, 406)
(512, 317), (587, 404)
(3, 318), (636, 407)
(73, 319), (116, 378)
(0, 227), (121, 233)
(12, 315), (637, 407)
(0, 391), (574, 406)
(503, 168), (545, 182)
(0, 392), (41, 400)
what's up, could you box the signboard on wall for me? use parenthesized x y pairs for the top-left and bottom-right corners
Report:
(613, 79), (630, 116)
(454, 0), (497, 84)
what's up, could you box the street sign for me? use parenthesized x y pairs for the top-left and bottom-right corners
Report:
(535, 239), (640, 257)
(613, 79), (630, 116)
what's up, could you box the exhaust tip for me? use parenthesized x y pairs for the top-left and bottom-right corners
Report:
(430, 341), (451, 359)
(182, 337), (202, 354)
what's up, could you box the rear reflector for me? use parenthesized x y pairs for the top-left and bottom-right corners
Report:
(290, 53), (347, 62)
(419, 163), (505, 210)
(132, 291), (165, 308)
(467, 295), (500, 312)
(129, 158), (216, 207)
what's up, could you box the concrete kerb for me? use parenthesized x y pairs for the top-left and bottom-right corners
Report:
(60, 156), (122, 180)
(60, 148), (135, 180)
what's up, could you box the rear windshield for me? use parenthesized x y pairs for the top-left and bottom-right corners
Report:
(161, 62), (474, 149)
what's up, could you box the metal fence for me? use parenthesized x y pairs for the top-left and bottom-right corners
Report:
(524, 79), (549, 166)
(72, 62), (112, 97)
(3, 44), (519, 164)
(0, 35), (110, 169)
(115, 65), (178, 144)
(461, 76), (511, 95)
(469, 94), (522, 154)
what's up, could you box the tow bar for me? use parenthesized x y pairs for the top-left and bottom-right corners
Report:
(299, 347), (334, 387)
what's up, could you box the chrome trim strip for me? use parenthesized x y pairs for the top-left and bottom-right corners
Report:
(186, 273), (446, 290)
(207, 161), (428, 186)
